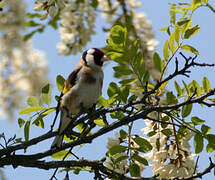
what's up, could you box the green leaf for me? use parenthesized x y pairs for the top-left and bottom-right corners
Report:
(110, 111), (124, 120)
(190, 0), (202, 12)
(153, 52), (163, 72)
(182, 17), (192, 35)
(56, 75), (65, 93)
(19, 106), (46, 115)
(94, 119), (105, 127)
(177, 19), (190, 26)
(52, 150), (71, 159)
(174, 81), (183, 97)
(110, 25), (127, 45)
(161, 129), (173, 136)
(163, 40), (170, 60)
(32, 115), (45, 128)
(194, 133), (203, 153)
(119, 78), (137, 85)
(166, 91), (178, 105)
(182, 80), (190, 95)
(168, 32), (176, 53)
(191, 116), (205, 125)
(105, 51), (124, 62)
(170, 4), (176, 24)
(97, 97), (108, 107)
(41, 84), (51, 106)
(206, 143), (215, 153)
(147, 131), (156, 137)
(109, 145), (127, 155)
(181, 44), (199, 55)
(174, 24), (181, 44)
(184, 24), (200, 39)
(24, 31), (36, 41)
(114, 155), (128, 164)
(120, 85), (130, 103)
(26, 13), (43, 18)
(182, 104), (192, 118)
(42, 107), (56, 115)
(97, 96), (115, 107)
(133, 137), (152, 152)
(201, 124), (211, 135)
(206, 134), (215, 145)
(160, 26), (169, 31)
(120, 129), (128, 139)
(107, 82), (120, 97)
(27, 96), (39, 107)
(129, 163), (140, 177)
(161, 116), (170, 128)
(25, 20), (40, 27)
(202, 77), (210, 93)
(24, 121), (30, 141)
(132, 153), (148, 165)
(48, 12), (60, 29)
(192, 80), (201, 96)
(18, 118), (25, 128)
(113, 66), (133, 77)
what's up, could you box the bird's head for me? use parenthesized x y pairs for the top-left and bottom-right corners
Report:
(81, 48), (109, 68)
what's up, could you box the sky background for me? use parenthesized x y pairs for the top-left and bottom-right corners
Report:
(1, 0), (215, 179)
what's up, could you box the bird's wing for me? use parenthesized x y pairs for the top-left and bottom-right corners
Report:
(63, 65), (82, 94)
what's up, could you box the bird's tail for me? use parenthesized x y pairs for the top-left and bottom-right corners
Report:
(51, 108), (72, 148)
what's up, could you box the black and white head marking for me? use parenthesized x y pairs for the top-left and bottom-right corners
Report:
(82, 50), (88, 65)
(82, 48), (105, 67)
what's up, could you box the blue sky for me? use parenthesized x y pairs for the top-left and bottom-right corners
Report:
(1, 0), (215, 179)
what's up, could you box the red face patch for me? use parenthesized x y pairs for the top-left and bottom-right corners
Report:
(94, 48), (104, 55)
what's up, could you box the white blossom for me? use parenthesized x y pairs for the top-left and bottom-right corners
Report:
(106, 132), (120, 149)
(0, 0), (48, 120)
(57, 1), (96, 55)
(126, 0), (142, 9)
(142, 114), (196, 179)
(0, 40), (48, 119)
(34, 0), (65, 19)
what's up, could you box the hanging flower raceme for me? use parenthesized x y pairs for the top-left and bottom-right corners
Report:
(57, 1), (96, 55)
(0, 0), (48, 120)
(141, 114), (196, 179)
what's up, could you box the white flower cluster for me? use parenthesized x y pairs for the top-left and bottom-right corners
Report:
(0, 0), (26, 49)
(98, 0), (119, 24)
(141, 116), (196, 178)
(104, 133), (128, 174)
(57, 1), (96, 55)
(0, 41), (48, 119)
(0, 0), (48, 119)
(104, 133), (145, 176)
(34, 0), (65, 20)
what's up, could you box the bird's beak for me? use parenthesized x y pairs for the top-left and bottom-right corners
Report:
(102, 55), (110, 62)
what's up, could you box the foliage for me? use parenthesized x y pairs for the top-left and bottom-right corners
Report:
(1, 0), (215, 180)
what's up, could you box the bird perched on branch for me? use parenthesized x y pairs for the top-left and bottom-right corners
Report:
(51, 48), (109, 148)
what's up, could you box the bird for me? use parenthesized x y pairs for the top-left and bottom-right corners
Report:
(51, 48), (109, 148)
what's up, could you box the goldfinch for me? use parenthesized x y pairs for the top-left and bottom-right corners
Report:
(51, 48), (109, 148)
